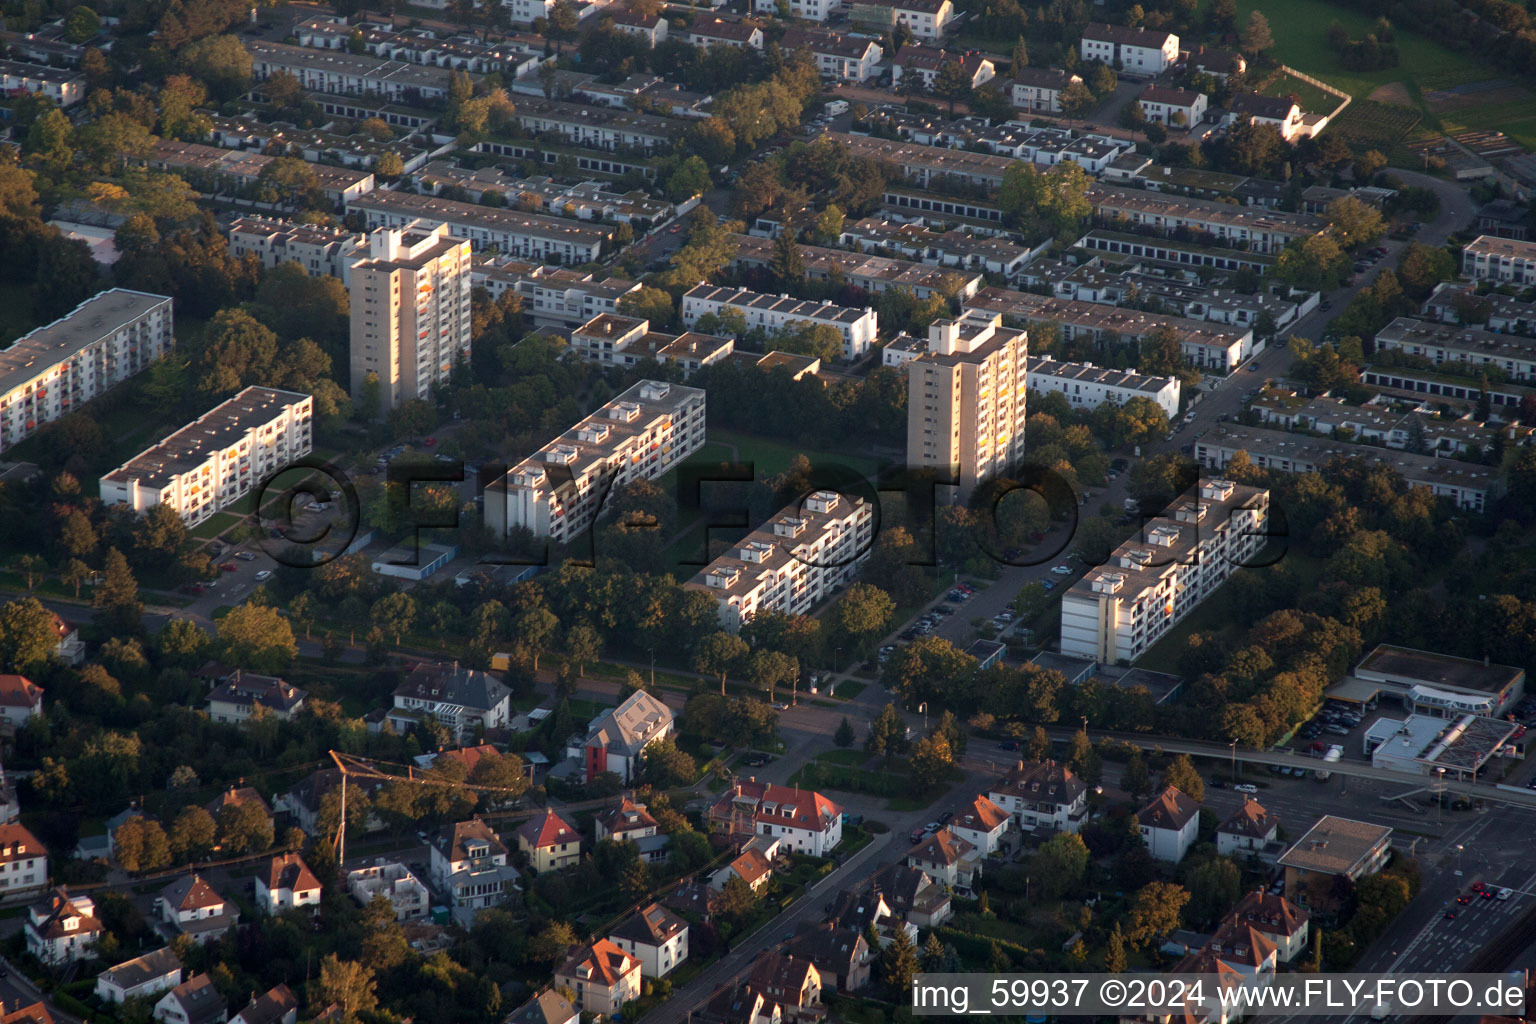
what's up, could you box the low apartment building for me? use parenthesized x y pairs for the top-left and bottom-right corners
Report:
(684, 490), (875, 632)
(1421, 282), (1536, 335)
(966, 286), (1254, 371)
(607, 903), (689, 979)
(0, 58), (85, 106)
(416, 166), (673, 227)
(228, 217), (365, 281)
(732, 233), (981, 300)
(1010, 67), (1081, 113)
(206, 113), (432, 173)
(569, 314), (734, 377)
(99, 387), (313, 528)
(1080, 23), (1179, 73)
(905, 311), (1030, 503)
(1086, 183), (1326, 255)
(292, 15), (542, 75)
(147, 140), (375, 205)
(1374, 315), (1536, 384)
(686, 17), (764, 49)
(472, 257), (642, 328)
(892, 47), (993, 91)
(607, 9), (669, 45)
(1277, 816), (1392, 904)
(347, 190), (612, 264)
(0, 289), (173, 454)
(346, 860), (430, 919)
(1138, 86), (1207, 126)
(516, 809), (581, 873)
(836, 132), (1016, 191)
(837, 217), (1029, 280)
(849, 0), (955, 40)
(780, 28), (881, 81)
(756, 0), (842, 20)
(987, 760), (1088, 832)
(708, 780), (844, 855)
(1026, 357), (1181, 419)
(1074, 230), (1276, 276)
(682, 284), (878, 360)
(505, 95), (676, 154)
(1059, 479), (1270, 664)
(1463, 235), (1536, 286)
(483, 380), (705, 542)
(247, 39), (466, 101)
(1194, 422), (1502, 512)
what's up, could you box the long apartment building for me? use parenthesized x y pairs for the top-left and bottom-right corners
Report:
(1060, 479), (1269, 664)
(1194, 422), (1501, 512)
(0, 289), (173, 454)
(967, 286), (1253, 372)
(99, 387), (313, 526)
(247, 39), (468, 102)
(681, 285), (877, 360)
(730, 234), (981, 301)
(228, 216), (366, 282)
(471, 256), (642, 328)
(1086, 184), (1325, 255)
(0, 57), (85, 106)
(685, 491), (874, 632)
(834, 132), (1016, 191)
(569, 314), (734, 377)
(1026, 358), (1181, 419)
(483, 380), (705, 542)
(1462, 235), (1536, 286)
(837, 217), (1031, 281)
(507, 96), (677, 154)
(1374, 316), (1536, 384)
(906, 311), (1029, 504)
(348, 222), (473, 417)
(347, 190), (612, 264)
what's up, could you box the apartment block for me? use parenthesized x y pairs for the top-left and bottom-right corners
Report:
(471, 256), (642, 328)
(0, 289), (173, 454)
(686, 18), (764, 49)
(1086, 183), (1325, 255)
(685, 491), (875, 632)
(905, 311), (1029, 504)
(757, 0), (843, 21)
(0, 57), (85, 106)
(779, 28), (881, 80)
(1194, 422), (1501, 512)
(348, 221), (473, 417)
(293, 15), (543, 76)
(731, 233), (981, 300)
(1463, 235), (1536, 286)
(147, 140), (375, 205)
(483, 380), (705, 542)
(1059, 479), (1269, 664)
(835, 217), (1029, 280)
(570, 314), (734, 376)
(505, 95), (677, 154)
(348, 190), (613, 264)
(1079, 23), (1179, 73)
(228, 216), (366, 282)
(849, 0), (955, 41)
(1026, 357), (1181, 419)
(415, 166), (673, 226)
(1373, 316), (1536, 384)
(99, 387), (314, 527)
(607, 9), (669, 45)
(247, 39), (467, 102)
(835, 132), (1016, 190)
(1010, 67), (1081, 114)
(681, 284), (878, 360)
(1137, 86), (1207, 126)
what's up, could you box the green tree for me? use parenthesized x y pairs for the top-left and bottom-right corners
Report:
(617, 286), (676, 328)
(718, 874), (757, 919)
(749, 649), (799, 702)
(312, 956), (377, 1023)
(932, 59), (973, 116)
(1122, 751), (1152, 798)
(370, 591), (417, 646)
(1123, 881), (1190, 948)
(1325, 196), (1386, 250)
(64, 5), (102, 42)
(216, 801), (274, 855)
(216, 604), (298, 673)
(1161, 753), (1205, 801)
(564, 621), (602, 677)
(114, 816), (170, 872)
(0, 597), (62, 673)
(831, 582), (894, 657)
(1104, 925), (1128, 972)
(169, 805), (217, 862)
(1011, 37), (1028, 70)
(769, 229), (806, 291)
(642, 738), (697, 786)
(515, 605), (560, 671)
(1033, 831), (1089, 898)
(835, 716), (856, 747)
(866, 702), (908, 758)
(1184, 857), (1242, 926)
(694, 631), (749, 695)
(881, 926), (921, 992)
(93, 547), (141, 631)
(178, 35), (253, 101)
(25, 108), (74, 175)
(375, 151), (405, 178)
(1240, 10), (1275, 55)
(60, 558), (91, 599)
(909, 733), (954, 788)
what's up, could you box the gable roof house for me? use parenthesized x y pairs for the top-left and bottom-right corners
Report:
(515, 808), (581, 873)
(0, 674), (44, 727)
(906, 828), (981, 891)
(230, 985), (298, 1024)
(593, 796), (670, 861)
(206, 671), (307, 725)
(25, 887), (102, 964)
(1205, 916), (1278, 977)
(582, 690), (675, 784)
(157, 874), (239, 944)
(1216, 798), (1283, 863)
(389, 661), (512, 742)
(607, 902), (689, 978)
(554, 939), (643, 1016)
(153, 973), (229, 1024)
(1138, 786), (1201, 864)
(786, 925), (872, 992)
(96, 947), (184, 1004)
(987, 760), (1088, 833)
(254, 853), (321, 915)
(279, 766), (388, 836)
(505, 991), (580, 1024)
(0, 822), (47, 897)
(949, 795), (1011, 855)
(708, 780), (843, 856)
(861, 863), (952, 929)
(1079, 22), (1179, 73)
(1220, 890), (1310, 963)
(1227, 93), (1305, 141)
(711, 843), (777, 894)
(745, 953), (823, 1022)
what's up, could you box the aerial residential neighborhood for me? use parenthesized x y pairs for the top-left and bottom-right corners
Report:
(0, 0), (1532, 1020)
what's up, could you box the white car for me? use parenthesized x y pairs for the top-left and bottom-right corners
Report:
(1498, 887), (1513, 901)
(1233, 783), (1258, 794)
(255, 570), (272, 581)
(1051, 565), (1073, 575)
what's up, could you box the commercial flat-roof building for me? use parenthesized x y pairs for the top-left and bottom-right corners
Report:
(99, 387), (312, 526)
(0, 289), (174, 454)
(1026, 357), (1181, 419)
(905, 311), (1029, 504)
(1462, 235), (1536, 286)
(681, 285), (878, 360)
(1193, 422), (1502, 512)
(483, 380), (705, 543)
(684, 490), (874, 632)
(348, 221), (473, 417)
(347, 190), (613, 264)
(1059, 479), (1269, 664)
(1364, 714), (1520, 780)
(1277, 816), (1392, 903)
(1344, 644), (1525, 719)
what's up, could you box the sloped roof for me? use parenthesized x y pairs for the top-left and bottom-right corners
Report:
(516, 808), (579, 850)
(595, 796), (659, 837)
(1226, 890), (1309, 937)
(434, 744), (500, 774)
(0, 822), (45, 864)
(163, 974), (227, 1024)
(584, 690), (674, 758)
(161, 874), (225, 912)
(989, 760), (1086, 806)
(29, 888), (102, 940)
(954, 795), (1009, 834)
(233, 984), (297, 1024)
(263, 853), (320, 894)
(746, 953), (818, 1006)
(1208, 919), (1278, 968)
(507, 990), (579, 1024)
(206, 786), (273, 819)
(0, 1004), (54, 1024)
(1082, 21), (1173, 47)
(1138, 786), (1200, 830)
(0, 674), (43, 708)
(1218, 798), (1277, 839)
(909, 828), (976, 866)
(394, 661), (511, 713)
(1229, 92), (1297, 121)
(440, 819), (508, 862)
(99, 947), (182, 990)
(556, 939), (640, 988)
(609, 902), (687, 947)
(726, 847), (774, 886)
(710, 780), (842, 833)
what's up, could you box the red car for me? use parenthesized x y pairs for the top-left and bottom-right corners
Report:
(1472, 881), (1486, 892)
(424, 436), (437, 446)
(220, 562), (237, 572)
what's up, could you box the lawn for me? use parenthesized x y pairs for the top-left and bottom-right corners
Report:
(190, 512), (241, 540)
(708, 429), (886, 483)
(815, 749), (869, 766)
(831, 680), (867, 700)
(1234, 0), (1536, 150)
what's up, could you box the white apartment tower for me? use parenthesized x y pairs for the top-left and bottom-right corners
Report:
(684, 491), (875, 632)
(483, 380), (705, 543)
(99, 387), (313, 526)
(1059, 479), (1269, 664)
(349, 221), (473, 417)
(906, 311), (1028, 504)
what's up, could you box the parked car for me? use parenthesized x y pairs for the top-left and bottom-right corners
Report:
(910, 827), (925, 844)
(1233, 783), (1258, 794)
(220, 562), (237, 572)
(235, 551), (257, 561)
(1051, 565), (1072, 575)
(1042, 580), (1056, 591)
(255, 570), (272, 581)
(999, 739), (1020, 751)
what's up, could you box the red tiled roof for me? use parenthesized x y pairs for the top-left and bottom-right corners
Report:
(0, 675), (43, 709)
(712, 781), (842, 833)
(263, 853), (319, 894)
(1138, 786), (1200, 830)
(517, 808), (579, 850)
(909, 828), (975, 866)
(556, 939), (640, 989)
(0, 823), (45, 864)
(955, 795), (1008, 833)
(1227, 890), (1309, 937)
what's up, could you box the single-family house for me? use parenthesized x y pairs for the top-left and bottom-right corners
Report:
(389, 661), (512, 742)
(907, 828), (981, 890)
(1216, 797), (1281, 861)
(607, 902), (689, 978)
(711, 838), (778, 893)
(1010, 67), (1081, 113)
(0, 674), (44, 727)
(1227, 93), (1305, 142)
(206, 671), (307, 725)
(505, 991), (579, 1024)
(593, 796), (669, 862)
(786, 926), (872, 991)
(1138, 85), (1207, 127)
(431, 819), (520, 909)
(25, 887), (102, 965)
(1138, 786), (1201, 863)
(157, 874), (239, 944)
(554, 939), (643, 1016)
(153, 973), (228, 1024)
(582, 690), (675, 784)
(515, 809), (581, 873)
(229, 985), (298, 1024)
(254, 853), (321, 915)
(707, 780), (843, 855)
(1079, 23), (1178, 74)
(0, 823), (47, 897)
(949, 795), (1010, 855)
(987, 760), (1088, 833)
(95, 947), (183, 1004)
(1221, 890), (1309, 963)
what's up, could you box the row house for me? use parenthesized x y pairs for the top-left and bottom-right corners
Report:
(227, 216), (366, 282)
(247, 39), (465, 102)
(347, 189), (613, 264)
(681, 284), (878, 360)
(471, 257), (642, 328)
(1463, 235), (1536, 286)
(849, 0), (955, 41)
(1026, 357), (1182, 420)
(1138, 85), (1207, 126)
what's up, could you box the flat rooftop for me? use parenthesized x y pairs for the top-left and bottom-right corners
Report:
(1195, 424), (1500, 493)
(348, 190), (613, 245)
(1356, 643), (1524, 694)
(1277, 816), (1392, 876)
(0, 288), (171, 397)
